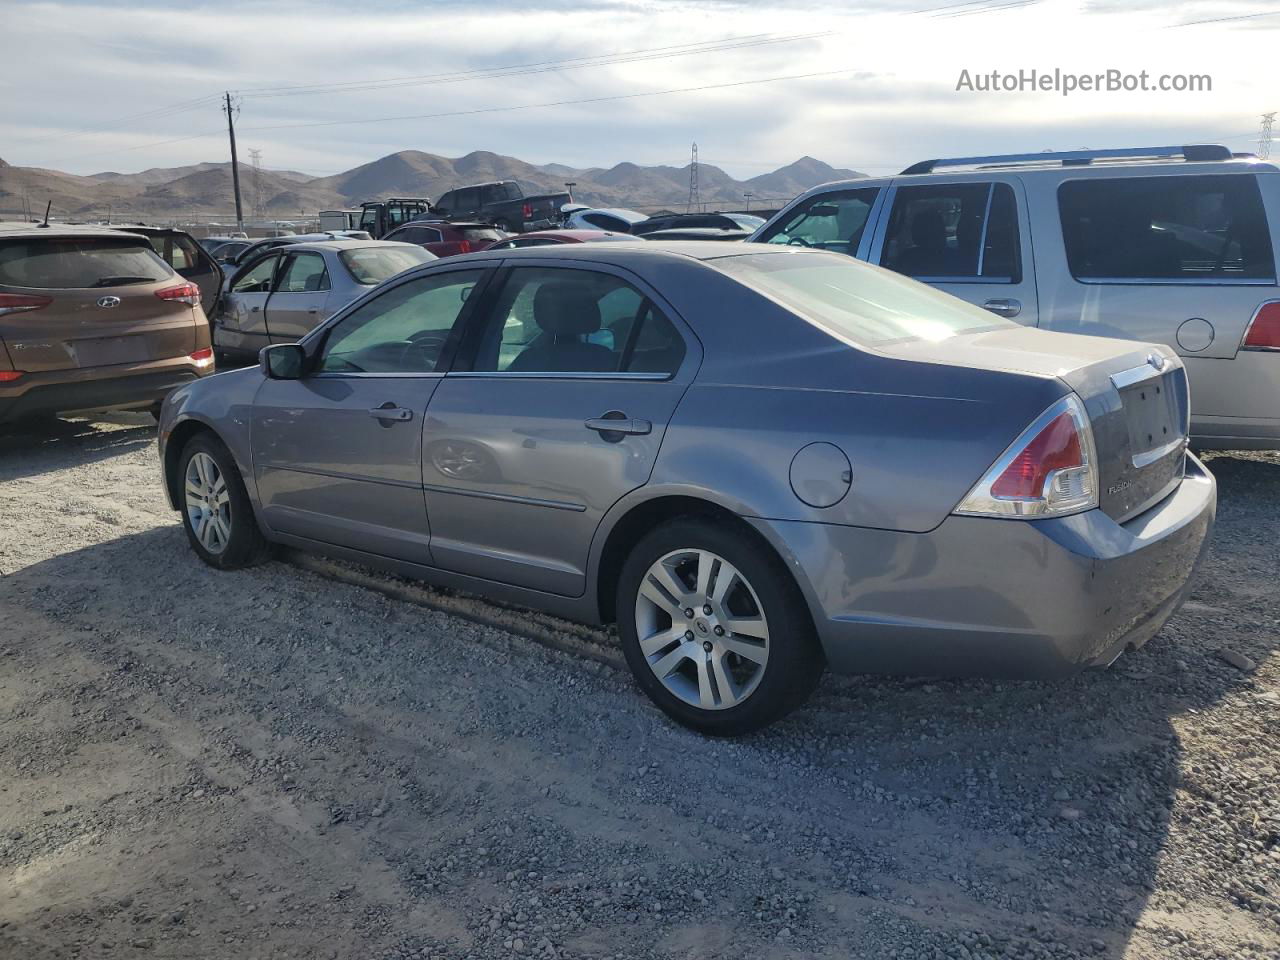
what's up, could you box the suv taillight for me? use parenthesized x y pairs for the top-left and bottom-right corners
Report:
(0, 293), (52, 316)
(456, 241), (472, 254)
(522, 203), (533, 220)
(954, 395), (1098, 519)
(189, 347), (214, 369)
(156, 282), (201, 306)
(1243, 302), (1280, 351)
(0, 370), (24, 382)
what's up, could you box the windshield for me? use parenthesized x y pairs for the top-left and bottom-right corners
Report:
(714, 252), (1014, 346)
(0, 237), (172, 289)
(339, 246), (434, 284)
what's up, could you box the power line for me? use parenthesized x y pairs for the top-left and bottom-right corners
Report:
(240, 68), (860, 133)
(1169, 10), (1280, 28)
(11, 93), (224, 148)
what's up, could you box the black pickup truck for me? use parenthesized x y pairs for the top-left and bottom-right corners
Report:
(430, 181), (570, 233)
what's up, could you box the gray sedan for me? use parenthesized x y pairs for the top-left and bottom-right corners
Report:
(158, 243), (1216, 734)
(213, 240), (434, 357)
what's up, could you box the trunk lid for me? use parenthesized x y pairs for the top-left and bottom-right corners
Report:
(880, 325), (1189, 521)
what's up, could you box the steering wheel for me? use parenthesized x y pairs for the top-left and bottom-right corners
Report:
(787, 236), (813, 247)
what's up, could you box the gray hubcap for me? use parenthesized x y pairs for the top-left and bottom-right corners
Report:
(634, 548), (770, 710)
(184, 452), (231, 554)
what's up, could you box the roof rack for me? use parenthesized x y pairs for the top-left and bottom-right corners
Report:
(901, 144), (1233, 176)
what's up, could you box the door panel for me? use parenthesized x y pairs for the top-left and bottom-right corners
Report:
(422, 263), (696, 596)
(871, 179), (1039, 324)
(265, 252), (331, 341)
(251, 266), (490, 562)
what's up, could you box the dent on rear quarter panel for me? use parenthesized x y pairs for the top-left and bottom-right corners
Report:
(650, 265), (1070, 533)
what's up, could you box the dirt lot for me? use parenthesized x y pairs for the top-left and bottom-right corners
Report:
(0, 414), (1276, 960)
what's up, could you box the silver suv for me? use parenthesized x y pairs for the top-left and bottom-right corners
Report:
(750, 145), (1280, 450)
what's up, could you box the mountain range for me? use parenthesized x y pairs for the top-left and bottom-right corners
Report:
(0, 150), (865, 222)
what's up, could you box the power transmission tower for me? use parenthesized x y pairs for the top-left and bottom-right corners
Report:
(686, 142), (700, 213)
(1259, 112), (1276, 160)
(223, 92), (244, 230)
(249, 148), (263, 221)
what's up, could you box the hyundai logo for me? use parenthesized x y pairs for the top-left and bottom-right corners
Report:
(96, 296), (121, 309)
(1147, 352), (1166, 371)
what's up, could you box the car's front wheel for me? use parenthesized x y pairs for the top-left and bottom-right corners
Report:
(179, 433), (270, 569)
(616, 518), (823, 735)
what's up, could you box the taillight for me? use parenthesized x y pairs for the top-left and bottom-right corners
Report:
(954, 394), (1098, 519)
(522, 203), (533, 220)
(189, 347), (214, 369)
(457, 241), (472, 254)
(0, 293), (52, 316)
(0, 370), (24, 382)
(1243, 302), (1280, 351)
(156, 282), (201, 306)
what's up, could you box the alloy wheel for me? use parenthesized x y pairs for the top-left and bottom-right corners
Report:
(184, 451), (232, 554)
(633, 548), (771, 710)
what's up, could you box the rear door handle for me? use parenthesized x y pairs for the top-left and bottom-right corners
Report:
(982, 298), (1022, 318)
(369, 404), (413, 422)
(585, 414), (651, 438)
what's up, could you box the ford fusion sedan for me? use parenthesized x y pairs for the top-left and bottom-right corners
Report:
(158, 243), (1215, 734)
(212, 239), (434, 358)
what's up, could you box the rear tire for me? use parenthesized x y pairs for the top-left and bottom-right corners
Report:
(178, 433), (271, 569)
(616, 518), (823, 735)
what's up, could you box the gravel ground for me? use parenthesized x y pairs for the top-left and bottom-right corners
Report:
(0, 414), (1276, 960)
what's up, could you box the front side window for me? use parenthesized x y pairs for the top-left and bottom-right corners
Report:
(317, 269), (484, 374)
(359, 207), (378, 231)
(481, 184), (506, 205)
(715, 252), (1015, 346)
(757, 188), (881, 255)
(456, 188), (481, 211)
(1059, 174), (1276, 282)
(880, 182), (1021, 282)
(469, 267), (685, 376)
(276, 253), (330, 293)
(232, 255), (278, 293)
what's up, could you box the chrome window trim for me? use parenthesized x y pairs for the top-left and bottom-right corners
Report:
(1072, 276), (1276, 287)
(976, 183), (995, 277)
(309, 371), (446, 380)
(446, 371), (672, 382)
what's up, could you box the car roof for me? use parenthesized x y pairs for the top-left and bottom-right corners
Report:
(0, 221), (151, 241)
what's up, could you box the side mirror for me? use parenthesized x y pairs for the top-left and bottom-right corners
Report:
(260, 343), (306, 380)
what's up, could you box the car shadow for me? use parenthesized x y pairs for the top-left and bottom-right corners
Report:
(0, 414), (154, 483)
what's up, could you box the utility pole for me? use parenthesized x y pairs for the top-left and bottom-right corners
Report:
(223, 92), (244, 230)
(686, 142), (700, 213)
(249, 148), (263, 221)
(1259, 112), (1276, 160)
(564, 181), (577, 203)
(743, 191), (753, 212)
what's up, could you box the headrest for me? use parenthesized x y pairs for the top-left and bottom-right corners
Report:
(532, 281), (601, 337)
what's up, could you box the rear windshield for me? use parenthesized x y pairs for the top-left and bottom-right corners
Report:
(714, 251), (1014, 345)
(459, 226), (503, 243)
(339, 246), (434, 284)
(0, 237), (172, 289)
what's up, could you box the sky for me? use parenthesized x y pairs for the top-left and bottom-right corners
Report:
(1, 0), (1276, 179)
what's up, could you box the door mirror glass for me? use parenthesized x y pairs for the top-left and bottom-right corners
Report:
(260, 343), (306, 380)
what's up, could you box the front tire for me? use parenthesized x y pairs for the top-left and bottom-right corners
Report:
(178, 433), (270, 569)
(616, 518), (823, 735)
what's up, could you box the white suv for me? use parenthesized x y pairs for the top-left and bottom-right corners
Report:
(750, 145), (1280, 450)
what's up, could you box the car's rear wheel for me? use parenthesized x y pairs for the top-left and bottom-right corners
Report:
(179, 433), (270, 569)
(616, 518), (823, 735)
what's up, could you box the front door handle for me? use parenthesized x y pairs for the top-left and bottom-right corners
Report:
(369, 403), (413, 422)
(982, 298), (1022, 318)
(585, 413), (652, 440)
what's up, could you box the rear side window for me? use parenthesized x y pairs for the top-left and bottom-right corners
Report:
(583, 212), (628, 232)
(880, 182), (1022, 282)
(276, 253), (330, 293)
(0, 237), (171, 289)
(758, 188), (881, 255)
(1059, 175), (1276, 282)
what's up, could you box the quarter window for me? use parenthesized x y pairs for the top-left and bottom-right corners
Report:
(1058, 175), (1276, 282)
(469, 268), (685, 376)
(317, 269), (484, 374)
(231, 255), (278, 293)
(880, 182), (1022, 282)
(276, 253), (330, 293)
(757, 188), (880, 254)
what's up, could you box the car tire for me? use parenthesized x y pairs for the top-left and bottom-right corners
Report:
(178, 433), (271, 570)
(616, 518), (823, 736)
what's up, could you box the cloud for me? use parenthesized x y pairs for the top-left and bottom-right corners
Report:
(1, 0), (1272, 178)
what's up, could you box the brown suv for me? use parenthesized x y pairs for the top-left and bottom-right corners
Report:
(0, 223), (214, 425)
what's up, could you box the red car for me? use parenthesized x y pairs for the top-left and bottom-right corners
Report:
(382, 221), (507, 258)
(482, 229), (644, 250)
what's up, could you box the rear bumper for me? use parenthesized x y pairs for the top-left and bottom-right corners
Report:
(0, 359), (207, 423)
(752, 454), (1216, 679)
